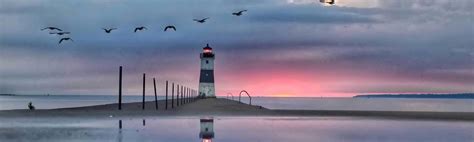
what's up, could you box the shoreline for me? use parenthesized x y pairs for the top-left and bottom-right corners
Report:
(0, 98), (472, 121)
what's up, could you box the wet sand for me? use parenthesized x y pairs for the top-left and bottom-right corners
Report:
(0, 98), (472, 121)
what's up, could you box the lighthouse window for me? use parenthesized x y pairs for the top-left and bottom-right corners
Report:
(206, 60), (209, 64)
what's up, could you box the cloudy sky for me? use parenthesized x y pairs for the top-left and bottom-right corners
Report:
(0, 0), (473, 97)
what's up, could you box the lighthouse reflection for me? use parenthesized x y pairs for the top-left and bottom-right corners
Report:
(199, 118), (215, 142)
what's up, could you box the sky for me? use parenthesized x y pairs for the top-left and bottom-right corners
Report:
(0, 0), (473, 97)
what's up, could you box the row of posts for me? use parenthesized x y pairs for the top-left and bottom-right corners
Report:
(118, 66), (200, 110)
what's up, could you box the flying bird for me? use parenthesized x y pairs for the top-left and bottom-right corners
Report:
(164, 25), (176, 31)
(59, 37), (73, 44)
(49, 32), (70, 35)
(41, 27), (62, 31)
(320, 0), (335, 5)
(103, 28), (117, 33)
(193, 18), (209, 23)
(232, 10), (247, 16)
(134, 27), (147, 32)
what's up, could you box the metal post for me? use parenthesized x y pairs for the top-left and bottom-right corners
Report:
(177, 84), (180, 106)
(184, 87), (187, 104)
(184, 87), (186, 104)
(153, 78), (158, 110)
(142, 73), (145, 110)
(180, 86), (183, 105)
(172, 83), (174, 109)
(119, 120), (122, 129)
(165, 81), (168, 110)
(118, 66), (122, 110)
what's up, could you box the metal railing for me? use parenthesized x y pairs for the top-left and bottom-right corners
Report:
(238, 90), (252, 105)
(227, 93), (234, 100)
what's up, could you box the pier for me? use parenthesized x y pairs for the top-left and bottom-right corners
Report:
(0, 98), (473, 121)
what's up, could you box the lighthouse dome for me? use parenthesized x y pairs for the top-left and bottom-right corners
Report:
(203, 44), (212, 53)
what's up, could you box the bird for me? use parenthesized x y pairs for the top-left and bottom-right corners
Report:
(103, 28), (117, 33)
(232, 10), (247, 16)
(49, 32), (70, 35)
(59, 37), (73, 44)
(41, 27), (62, 31)
(134, 27), (147, 32)
(164, 25), (176, 31)
(193, 18), (209, 23)
(320, 0), (335, 5)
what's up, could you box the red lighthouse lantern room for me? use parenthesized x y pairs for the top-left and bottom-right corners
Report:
(203, 44), (212, 53)
(202, 44), (214, 57)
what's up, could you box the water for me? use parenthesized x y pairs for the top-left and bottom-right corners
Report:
(1, 95), (473, 112)
(245, 97), (474, 112)
(0, 117), (472, 142)
(0, 95), (161, 110)
(0, 96), (472, 141)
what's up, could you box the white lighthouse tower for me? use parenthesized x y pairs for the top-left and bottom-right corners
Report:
(198, 44), (216, 98)
(199, 118), (215, 142)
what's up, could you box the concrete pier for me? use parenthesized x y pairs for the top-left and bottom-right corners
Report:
(0, 98), (472, 121)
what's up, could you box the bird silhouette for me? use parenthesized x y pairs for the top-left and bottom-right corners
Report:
(164, 25), (176, 31)
(134, 27), (147, 32)
(193, 18), (209, 23)
(49, 32), (70, 35)
(41, 27), (62, 31)
(320, 0), (335, 5)
(103, 28), (117, 33)
(59, 37), (73, 44)
(232, 10), (247, 16)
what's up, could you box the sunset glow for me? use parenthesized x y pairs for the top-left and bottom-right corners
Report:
(0, 0), (472, 97)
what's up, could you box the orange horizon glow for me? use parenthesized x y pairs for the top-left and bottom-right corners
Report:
(214, 67), (472, 97)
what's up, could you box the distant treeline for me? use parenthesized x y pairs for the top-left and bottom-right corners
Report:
(0, 94), (16, 96)
(354, 93), (474, 99)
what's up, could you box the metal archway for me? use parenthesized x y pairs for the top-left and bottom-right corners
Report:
(227, 93), (234, 100)
(239, 90), (252, 105)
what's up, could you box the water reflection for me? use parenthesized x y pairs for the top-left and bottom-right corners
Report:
(200, 118), (215, 142)
(1, 117), (473, 142)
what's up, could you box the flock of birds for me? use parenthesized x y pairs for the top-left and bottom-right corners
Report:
(40, 10), (248, 45)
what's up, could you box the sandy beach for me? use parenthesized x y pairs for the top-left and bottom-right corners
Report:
(0, 98), (472, 121)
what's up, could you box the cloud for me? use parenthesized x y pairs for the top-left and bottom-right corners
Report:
(248, 4), (379, 24)
(0, 0), (472, 96)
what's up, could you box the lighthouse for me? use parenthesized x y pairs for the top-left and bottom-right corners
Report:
(199, 44), (216, 98)
(199, 118), (215, 142)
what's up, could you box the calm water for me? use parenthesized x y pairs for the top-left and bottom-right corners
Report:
(0, 95), (161, 110)
(246, 97), (474, 112)
(0, 95), (473, 112)
(0, 117), (472, 142)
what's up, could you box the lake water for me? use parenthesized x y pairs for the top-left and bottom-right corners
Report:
(0, 95), (473, 112)
(0, 117), (472, 142)
(0, 96), (473, 141)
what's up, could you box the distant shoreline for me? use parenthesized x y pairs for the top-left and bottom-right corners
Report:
(0, 94), (16, 96)
(354, 93), (474, 99)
